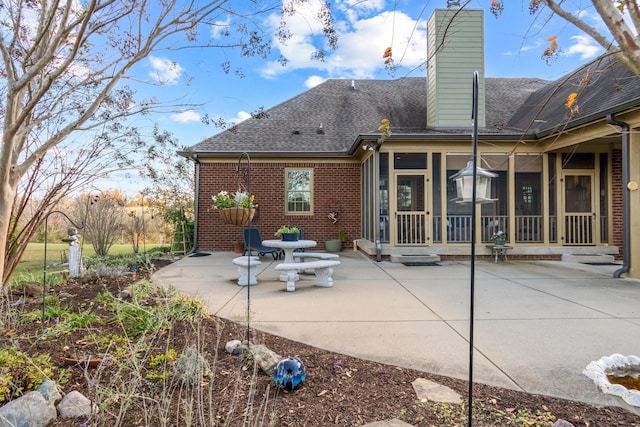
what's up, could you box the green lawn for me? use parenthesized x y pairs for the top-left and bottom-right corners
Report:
(13, 243), (146, 279)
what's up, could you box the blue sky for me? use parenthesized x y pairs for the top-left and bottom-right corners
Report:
(104, 0), (607, 193)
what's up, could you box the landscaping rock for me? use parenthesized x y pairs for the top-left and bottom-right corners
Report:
(411, 378), (462, 404)
(246, 344), (282, 375)
(37, 380), (61, 406)
(57, 390), (93, 418)
(225, 339), (244, 354)
(552, 420), (576, 427)
(0, 391), (56, 427)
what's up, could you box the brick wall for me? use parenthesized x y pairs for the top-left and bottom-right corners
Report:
(611, 148), (623, 260)
(198, 161), (361, 251)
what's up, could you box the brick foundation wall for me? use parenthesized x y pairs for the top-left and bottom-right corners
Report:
(198, 161), (361, 251)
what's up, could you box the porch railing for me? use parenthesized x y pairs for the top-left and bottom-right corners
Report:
(430, 214), (600, 245)
(481, 216), (509, 243)
(396, 212), (427, 245)
(515, 215), (543, 243)
(565, 214), (594, 245)
(433, 215), (471, 243)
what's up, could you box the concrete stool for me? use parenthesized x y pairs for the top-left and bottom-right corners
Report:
(232, 256), (261, 286)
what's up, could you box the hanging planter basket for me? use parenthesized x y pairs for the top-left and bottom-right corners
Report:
(219, 207), (255, 226)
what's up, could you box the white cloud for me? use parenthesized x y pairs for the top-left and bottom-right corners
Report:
(305, 75), (326, 88)
(564, 34), (602, 60)
(259, 6), (426, 80)
(171, 110), (201, 123)
(512, 39), (543, 54)
(231, 111), (252, 123)
(148, 56), (184, 84)
(210, 16), (232, 39)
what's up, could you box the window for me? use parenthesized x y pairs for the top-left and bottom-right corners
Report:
(522, 185), (534, 206)
(285, 168), (313, 214)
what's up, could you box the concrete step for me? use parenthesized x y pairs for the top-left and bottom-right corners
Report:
(390, 254), (440, 265)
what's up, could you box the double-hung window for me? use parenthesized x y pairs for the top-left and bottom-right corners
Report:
(285, 168), (313, 214)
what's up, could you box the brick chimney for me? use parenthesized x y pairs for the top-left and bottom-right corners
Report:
(427, 7), (485, 128)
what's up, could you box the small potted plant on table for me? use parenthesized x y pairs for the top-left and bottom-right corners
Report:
(491, 230), (506, 246)
(275, 226), (300, 241)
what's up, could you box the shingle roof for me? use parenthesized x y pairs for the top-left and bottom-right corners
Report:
(188, 57), (640, 155)
(508, 56), (640, 134)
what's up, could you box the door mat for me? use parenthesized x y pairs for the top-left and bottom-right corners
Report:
(402, 262), (440, 267)
(189, 252), (211, 257)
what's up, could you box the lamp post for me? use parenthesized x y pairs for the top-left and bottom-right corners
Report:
(450, 71), (497, 427)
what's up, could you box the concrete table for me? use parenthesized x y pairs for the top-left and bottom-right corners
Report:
(263, 239), (317, 281)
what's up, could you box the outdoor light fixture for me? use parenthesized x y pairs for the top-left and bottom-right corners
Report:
(450, 160), (497, 203)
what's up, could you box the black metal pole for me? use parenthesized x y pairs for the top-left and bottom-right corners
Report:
(468, 70), (479, 427)
(237, 152), (252, 344)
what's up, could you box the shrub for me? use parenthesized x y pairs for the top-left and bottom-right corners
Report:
(0, 347), (61, 404)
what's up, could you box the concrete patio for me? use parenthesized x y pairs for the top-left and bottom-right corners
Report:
(153, 249), (640, 407)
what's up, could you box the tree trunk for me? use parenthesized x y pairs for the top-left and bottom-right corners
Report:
(0, 181), (18, 289)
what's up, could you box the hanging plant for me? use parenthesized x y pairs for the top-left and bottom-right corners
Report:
(212, 190), (257, 226)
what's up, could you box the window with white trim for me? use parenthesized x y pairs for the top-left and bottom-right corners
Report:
(285, 168), (313, 214)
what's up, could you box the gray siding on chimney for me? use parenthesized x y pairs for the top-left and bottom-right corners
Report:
(427, 8), (485, 128)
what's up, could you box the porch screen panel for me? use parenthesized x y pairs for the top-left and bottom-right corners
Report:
(548, 153), (557, 242)
(481, 154), (508, 243)
(432, 153), (442, 243)
(380, 153), (389, 243)
(446, 154), (472, 243)
(599, 153), (609, 243)
(562, 153), (594, 169)
(361, 156), (373, 241)
(514, 154), (543, 243)
(394, 153), (426, 169)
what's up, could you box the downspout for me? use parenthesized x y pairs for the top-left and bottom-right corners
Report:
(188, 154), (201, 255)
(606, 114), (630, 278)
(374, 138), (383, 262)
